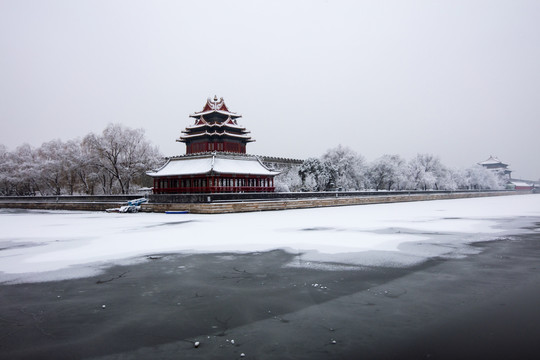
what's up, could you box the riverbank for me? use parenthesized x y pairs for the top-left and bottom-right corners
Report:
(0, 190), (518, 213)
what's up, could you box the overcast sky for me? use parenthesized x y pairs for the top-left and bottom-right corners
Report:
(1, 0), (539, 179)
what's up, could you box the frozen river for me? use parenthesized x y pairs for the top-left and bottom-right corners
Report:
(2, 194), (540, 359)
(1, 194), (539, 284)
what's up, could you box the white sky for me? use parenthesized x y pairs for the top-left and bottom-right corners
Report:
(1, 0), (539, 179)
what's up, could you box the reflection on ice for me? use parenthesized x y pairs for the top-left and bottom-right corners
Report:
(295, 250), (427, 268)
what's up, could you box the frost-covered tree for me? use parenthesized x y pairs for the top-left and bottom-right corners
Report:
(274, 165), (302, 192)
(33, 139), (98, 195)
(7, 144), (41, 195)
(406, 153), (446, 190)
(436, 167), (460, 190)
(298, 157), (327, 191)
(61, 140), (83, 195)
(321, 145), (366, 191)
(367, 154), (406, 190)
(37, 140), (67, 195)
(297, 146), (366, 191)
(461, 165), (505, 190)
(0, 124), (162, 196)
(75, 137), (101, 195)
(0, 144), (14, 195)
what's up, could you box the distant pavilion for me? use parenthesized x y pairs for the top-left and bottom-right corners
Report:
(478, 155), (512, 179)
(147, 97), (279, 193)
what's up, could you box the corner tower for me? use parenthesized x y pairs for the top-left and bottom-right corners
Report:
(147, 96), (279, 194)
(178, 96), (254, 154)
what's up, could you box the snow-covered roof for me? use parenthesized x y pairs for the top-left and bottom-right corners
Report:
(147, 154), (280, 177)
(178, 130), (253, 141)
(479, 155), (508, 166)
(509, 181), (533, 187)
(190, 96), (241, 118)
(190, 109), (241, 118)
(212, 157), (277, 175)
(185, 121), (246, 131)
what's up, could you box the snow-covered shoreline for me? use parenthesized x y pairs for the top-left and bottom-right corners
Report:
(1, 194), (539, 284)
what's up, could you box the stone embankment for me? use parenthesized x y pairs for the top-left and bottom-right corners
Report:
(142, 191), (515, 214)
(0, 190), (521, 214)
(0, 195), (141, 212)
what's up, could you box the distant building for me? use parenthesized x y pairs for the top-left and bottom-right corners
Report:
(479, 156), (539, 191)
(507, 180), (534, 191)
(147, 97), (290, 193)
(478, 155), (512, 179)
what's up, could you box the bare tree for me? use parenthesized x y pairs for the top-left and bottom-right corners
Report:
(37, 140), (66, 195)
(84, 124), (162, 194)
(76, 137), (101, 195)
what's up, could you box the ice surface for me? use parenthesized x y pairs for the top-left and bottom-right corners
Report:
(0, 194), (539, 283)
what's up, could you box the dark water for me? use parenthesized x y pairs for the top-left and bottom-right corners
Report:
(1, 226), (540, 359)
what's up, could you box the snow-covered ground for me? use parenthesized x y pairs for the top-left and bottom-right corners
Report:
(1, 194), (539, 283)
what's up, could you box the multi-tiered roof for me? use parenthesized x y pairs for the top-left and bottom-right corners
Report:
(178, 96), (253, 154)
(479, 155), (512, 178)
(147, 97), (279, 194)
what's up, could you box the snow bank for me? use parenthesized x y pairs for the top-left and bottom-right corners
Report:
(1, 194), (539, 283)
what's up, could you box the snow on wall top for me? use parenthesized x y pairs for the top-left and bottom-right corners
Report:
(147, 154), (279, 177)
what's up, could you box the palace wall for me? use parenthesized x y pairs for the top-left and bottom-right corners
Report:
(0, 190), (523, 213)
